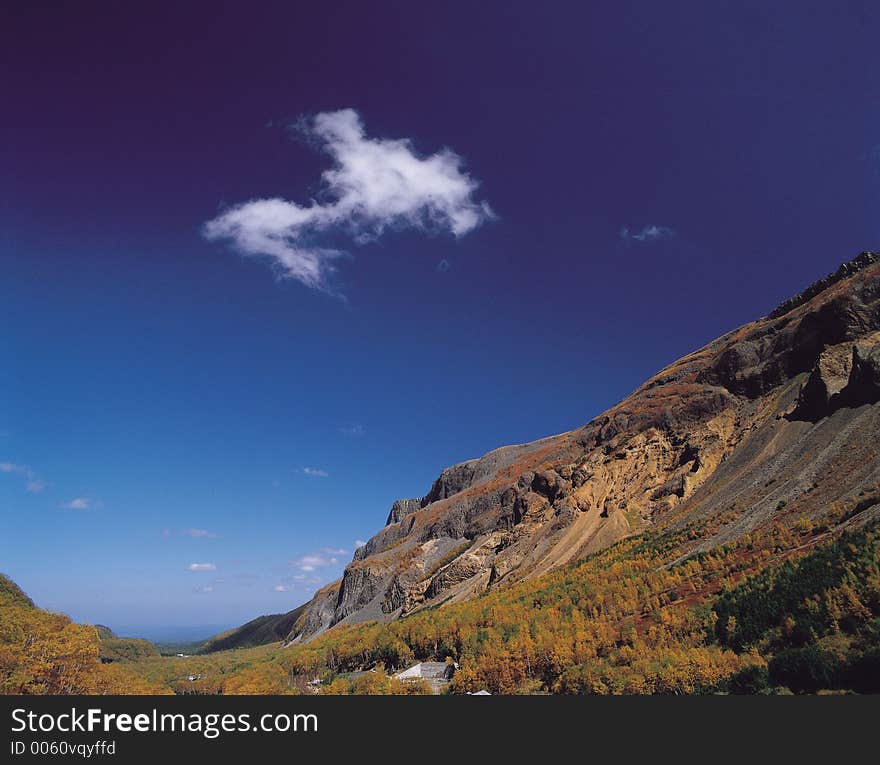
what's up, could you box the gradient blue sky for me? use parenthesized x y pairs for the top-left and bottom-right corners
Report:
(2, 1), (879, 639)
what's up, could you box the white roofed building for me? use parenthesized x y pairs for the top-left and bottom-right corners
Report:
(394, 661), (455, 693)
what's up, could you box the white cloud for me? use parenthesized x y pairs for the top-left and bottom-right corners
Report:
(354, 539), (367, 548)
(186, 563), (217, 572)
(338, 423), (365, 436)
(1, 462), (46, 493)
(184, 528), (219, 538)
(273, 585), (291, 592)
(194, 585), (214, 593)
(293, 555), (325, 572)
(60, 497), (91, 510)
(620, 224), (675, 243)
(290, 546), (348, 573)
(302, 467), (329, 478)
(203, 109), (493, 294)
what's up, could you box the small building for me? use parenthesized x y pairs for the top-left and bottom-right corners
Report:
(394, 661), (455, 694)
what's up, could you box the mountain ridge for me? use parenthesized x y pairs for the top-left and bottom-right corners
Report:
(274, 252), (880, 643)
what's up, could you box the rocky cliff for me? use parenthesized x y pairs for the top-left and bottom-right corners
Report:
(287, 253), (880, 643)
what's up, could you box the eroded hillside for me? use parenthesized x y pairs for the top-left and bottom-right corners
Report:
(288, 252), (880, 642)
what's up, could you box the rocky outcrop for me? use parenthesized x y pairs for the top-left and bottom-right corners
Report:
(385, 499), (421, 526)
(842, 334), (880, 407)
(768, 250), (877, 320)
(288, 253), (880, 642)
(334, 563), (388, 622)
(285, 582), (339, 644)
(698, 270), (880, 398)
(788, 331), (880, 421)
(419, 440), (560, 507)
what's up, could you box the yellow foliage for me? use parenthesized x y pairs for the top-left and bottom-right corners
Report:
(0, 603), (168, 695)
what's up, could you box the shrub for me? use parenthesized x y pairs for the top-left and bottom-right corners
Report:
(768, 646), (840, 693)
(727, 665), (770, 694)
(843, 647), (880, 694)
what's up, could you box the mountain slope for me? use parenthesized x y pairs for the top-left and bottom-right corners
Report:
(0, 575), (168, 694)
(285, 252), (880, 643)
(201, 604), (307, 653)
(0, 573), (35, 609)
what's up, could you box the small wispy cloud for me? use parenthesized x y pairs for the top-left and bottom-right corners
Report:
(354, 539), (367, 548)
(163, 528), (221, 539)
(273, 584), (291, 592)
(60, 497), (91, 510)
(293, 555), (328, 573)
(290, 547), (348, 573)
(620, 224), (675, 243)
(194, 585), (214, 593)
(302, 467), (329, 478)
(184, 528), (220, 538)
(1, 462), (46, 493)
(186, 563), (217, 572)
(338, 423), (365, 437)
(203, 108), (493, 295)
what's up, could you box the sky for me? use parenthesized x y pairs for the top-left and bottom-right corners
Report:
(2, 1), (879, 639)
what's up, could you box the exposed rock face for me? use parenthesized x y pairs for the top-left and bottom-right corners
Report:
(286, 582), (339, 643)
(844, 335), (880, 407)
(289, 253), (880, 642)
(787, 331), (880, 420)
(385, 499), (421, 526)
(767, 250), (878, 320)
(787, 342), (854, 420)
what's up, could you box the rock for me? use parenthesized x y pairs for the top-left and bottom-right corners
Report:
(768, 251), (878, 320)
(421, 460), (480, 505)
(838, 333), (880, 409)
(333, 562), (389, 623)
(699, 254), (880, 398)
(787, 342), (854, 421)
(530, 469), (571, 503)
(788, 332), (880, 421)
(425, 554), (485, 598)
(420, 439), (559, 506)
(287, 581), (339, 643)
(382, 574), (429, 614)
(385, 498), (421, 526)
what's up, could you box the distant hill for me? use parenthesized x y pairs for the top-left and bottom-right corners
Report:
(201, 604), (308, 653)
(90, 625), (163, 663)
(98, 637), (161, 663)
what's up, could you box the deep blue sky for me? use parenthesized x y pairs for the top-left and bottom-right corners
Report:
(2, 1), (878, 638)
